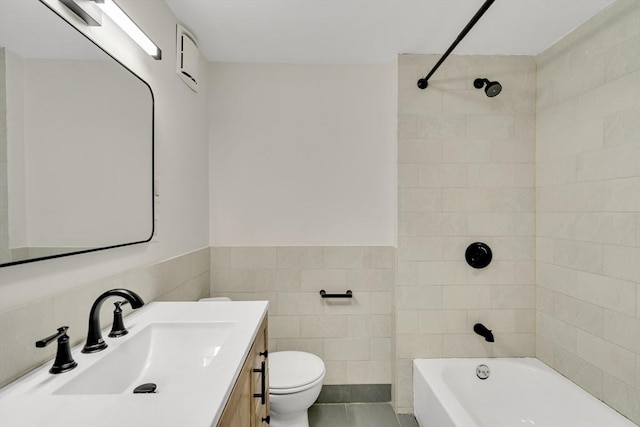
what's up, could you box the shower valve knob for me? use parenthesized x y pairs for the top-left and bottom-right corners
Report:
(465, 242), (492, 269)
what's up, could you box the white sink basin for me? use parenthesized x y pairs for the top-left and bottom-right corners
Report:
(55, 321), (235, 395)
(0, 301), (268, 427)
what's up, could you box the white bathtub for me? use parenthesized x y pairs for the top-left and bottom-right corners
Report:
(413, 358), (638, 427)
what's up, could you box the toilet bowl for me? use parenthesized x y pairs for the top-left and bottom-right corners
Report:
(269, 351), (325, 427)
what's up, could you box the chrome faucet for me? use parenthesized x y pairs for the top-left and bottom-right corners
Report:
(82, 289), (145, 353)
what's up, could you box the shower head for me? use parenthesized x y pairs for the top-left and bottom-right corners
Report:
(474, 78), (502, 97)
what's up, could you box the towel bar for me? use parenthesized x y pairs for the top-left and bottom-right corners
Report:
(319, 290), (353, 298)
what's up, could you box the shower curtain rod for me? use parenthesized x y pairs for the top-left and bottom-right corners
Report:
(417, 0), (495, 89)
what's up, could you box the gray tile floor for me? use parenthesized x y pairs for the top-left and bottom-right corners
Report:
(309, 403), (419, 427)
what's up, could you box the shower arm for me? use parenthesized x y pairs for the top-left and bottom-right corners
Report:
(417, 0), (495, 89)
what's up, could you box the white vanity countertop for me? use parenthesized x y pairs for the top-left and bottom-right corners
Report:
(0, 301), (269, 427)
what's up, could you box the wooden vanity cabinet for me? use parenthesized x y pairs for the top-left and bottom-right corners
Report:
(218, 316), (269, 427)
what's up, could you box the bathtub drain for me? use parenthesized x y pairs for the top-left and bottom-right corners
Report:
(476, 364), (490, 380)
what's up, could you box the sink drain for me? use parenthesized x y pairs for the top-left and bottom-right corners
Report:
(133, 383), (157, 394)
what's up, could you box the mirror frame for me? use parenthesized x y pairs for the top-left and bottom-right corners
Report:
(0, 0), (155, 267)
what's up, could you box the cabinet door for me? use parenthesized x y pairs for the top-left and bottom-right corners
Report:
(252, 318), (269, 426)
(218, 315), (269, 427)
(218, 359), (252, 427)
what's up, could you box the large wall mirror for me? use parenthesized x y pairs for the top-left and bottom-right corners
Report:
(0, 0), (154, 267)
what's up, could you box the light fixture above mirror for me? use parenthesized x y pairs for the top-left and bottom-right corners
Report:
(60, 0), (161, 59)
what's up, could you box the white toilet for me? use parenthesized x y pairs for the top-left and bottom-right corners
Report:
(269, 351), (325, 427)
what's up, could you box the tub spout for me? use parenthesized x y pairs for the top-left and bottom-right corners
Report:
(473, 323), (494, 342)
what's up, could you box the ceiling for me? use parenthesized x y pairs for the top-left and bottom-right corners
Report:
(165, 0), (615, 64)
(0, 0), (107, 60)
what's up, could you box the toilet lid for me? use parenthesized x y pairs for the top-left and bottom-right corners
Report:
(269, 351), (325, 390)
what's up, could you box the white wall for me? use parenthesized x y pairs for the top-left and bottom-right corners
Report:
(5, 50), (27, 249)
(209, 63), (396, 246)
(0, 0), (209, 310)
(0, 49), (8, 261)
(22, 58), (151, 247)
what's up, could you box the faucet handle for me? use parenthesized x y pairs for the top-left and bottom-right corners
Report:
(36, 326), (69, 348)
(35, 326), (78, 374)
(108, 300), (130, 338)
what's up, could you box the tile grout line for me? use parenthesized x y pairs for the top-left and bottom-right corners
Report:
(344, 404), (349, 427)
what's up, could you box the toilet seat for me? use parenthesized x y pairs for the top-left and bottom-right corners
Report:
(269, 373), (325, 395)
(269, 351), (325, 395)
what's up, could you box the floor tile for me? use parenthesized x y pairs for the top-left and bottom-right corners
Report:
(317, 384), (392, 403)
(398, 414), (419, 427)
(346, 403), (401, 427)
(349, 384), (392, 403)
(317, 385), (350, 403)
(309, 404), (348, 427)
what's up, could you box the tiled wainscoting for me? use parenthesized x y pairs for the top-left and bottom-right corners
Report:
(0, 248), (210, 387)
(210, 246), (395, 386)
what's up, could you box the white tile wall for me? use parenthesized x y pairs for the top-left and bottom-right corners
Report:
(210, 246), (395, 386)
(535, 1), (640, 423)
(396, 54), (536, 413)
